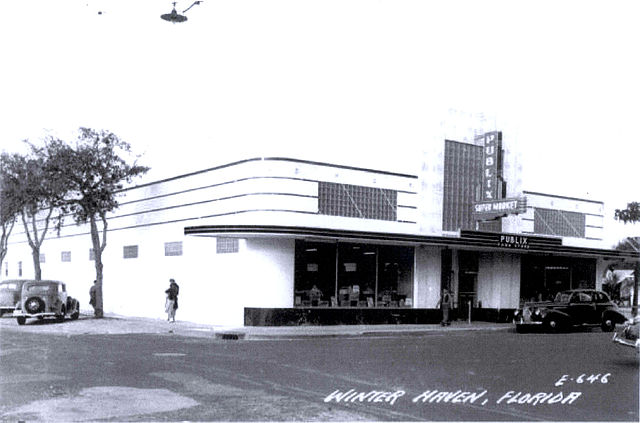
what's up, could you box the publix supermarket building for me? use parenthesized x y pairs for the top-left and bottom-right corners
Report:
(4, 132), (639, 326)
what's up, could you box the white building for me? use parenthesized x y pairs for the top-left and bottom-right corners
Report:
(4, 143), (638, 327)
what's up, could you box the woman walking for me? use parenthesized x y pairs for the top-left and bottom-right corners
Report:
(164, 278), (180, 322)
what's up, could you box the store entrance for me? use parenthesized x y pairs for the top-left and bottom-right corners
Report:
(544, 266), (571, 297)
(458, 250), (479, 318)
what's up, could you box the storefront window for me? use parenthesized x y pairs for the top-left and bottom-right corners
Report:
(376, 245), (413, 307)
(294, 240), (414, 307)
(294, 241), (336, 307)
(520, 255), (596, 302)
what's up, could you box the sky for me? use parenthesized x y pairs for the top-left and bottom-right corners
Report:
(1, 0), (639, 246)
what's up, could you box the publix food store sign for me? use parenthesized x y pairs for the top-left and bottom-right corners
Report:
(472, 197), (527, 220)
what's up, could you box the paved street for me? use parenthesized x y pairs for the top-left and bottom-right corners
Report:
(0, 316), (638, 422)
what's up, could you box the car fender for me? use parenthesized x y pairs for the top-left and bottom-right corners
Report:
(542, 309), (571, 323)
(602, 308), (627, 324)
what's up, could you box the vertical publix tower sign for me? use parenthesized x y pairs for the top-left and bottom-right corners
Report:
(473, 131), (526, 221)
(480, 131), (502, 201)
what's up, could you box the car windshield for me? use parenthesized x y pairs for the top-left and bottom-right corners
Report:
(554, 292), (571, 302)
(0, 283), (18, 290)
(26, 285), (53, 293)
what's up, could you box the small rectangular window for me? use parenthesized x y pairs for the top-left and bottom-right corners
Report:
(61, 251), (71, 262)
(39, 253), (45, 263)
(216, 238), (239, 254)
(18, 261), (22, 277)
(164, 241), (183, 256)
(123, 245), (139, 259)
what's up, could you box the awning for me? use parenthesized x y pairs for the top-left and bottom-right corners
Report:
(184, 225), (640, 262)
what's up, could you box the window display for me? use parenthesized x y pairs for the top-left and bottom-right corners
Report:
(294, 240), (413, 308)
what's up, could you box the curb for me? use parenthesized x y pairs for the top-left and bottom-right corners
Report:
(360, 325), (514, 337)
(216, 324), (514, 341)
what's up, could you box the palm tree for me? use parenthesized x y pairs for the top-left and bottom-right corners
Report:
(602, 267), (622, 303)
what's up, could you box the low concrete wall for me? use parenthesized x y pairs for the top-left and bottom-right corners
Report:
(244, 307), (517, 326)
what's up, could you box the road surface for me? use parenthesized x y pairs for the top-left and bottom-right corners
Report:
(0, 322), (637, 421)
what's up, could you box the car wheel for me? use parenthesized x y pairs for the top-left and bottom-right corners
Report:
(544, 317), (563, 333)
(55, 306), (65, 323)
(71, 302), (80, 320)
(601, 318), (615, 332)
(25, 297), (45, 314)
(16, 316), (26, 325)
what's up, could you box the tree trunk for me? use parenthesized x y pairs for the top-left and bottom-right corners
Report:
(633, 260), (639, 317)
(31, 247), (42, 281)
(90, 215), (104, 318)
(21, 208), (50, 282)
(0, 219), (15, 276)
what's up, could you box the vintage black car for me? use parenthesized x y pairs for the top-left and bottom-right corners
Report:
(13, 280), (80, 325)
(513, 289), (627, 332)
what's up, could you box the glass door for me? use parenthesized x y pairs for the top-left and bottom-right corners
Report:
(458, 250), (479, 319)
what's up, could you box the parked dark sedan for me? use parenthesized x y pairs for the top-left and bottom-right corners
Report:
(513, 289), (627, 332)
(13, 280), (80, 325)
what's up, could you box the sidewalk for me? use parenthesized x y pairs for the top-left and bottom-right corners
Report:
(0, 313), (513, 340)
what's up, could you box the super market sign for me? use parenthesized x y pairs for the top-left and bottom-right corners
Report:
(472, 197), (527, 220)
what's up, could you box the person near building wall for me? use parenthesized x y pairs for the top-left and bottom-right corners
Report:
(164, 278), (180, 322)
(437, 288), (452, 326)
(89, 280), (97, 316)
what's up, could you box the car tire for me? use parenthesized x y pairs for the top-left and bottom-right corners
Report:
(601, 318), (615, 332)
(71, 302), (80, 320)
(55, 306), (65, 323)
(544, 317), (563, 333)
(25, 297), (45, 314)
(16, 316), (26, 325)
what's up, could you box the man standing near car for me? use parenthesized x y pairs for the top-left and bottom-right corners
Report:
(437, 288), (452, 326)
(89, 280), (97, 316)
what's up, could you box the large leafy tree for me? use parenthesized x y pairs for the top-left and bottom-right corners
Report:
(615, 202), (640, 316)
(61, 128), (149, 317)
(2, 143), (68, 280)
(615, 202), (640, 223)
(0, 154), (21, 274)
